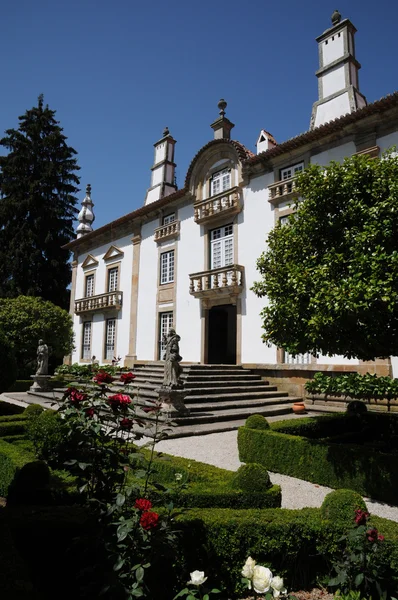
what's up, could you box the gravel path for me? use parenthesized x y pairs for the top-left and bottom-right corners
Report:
(149, 430), (398, 523)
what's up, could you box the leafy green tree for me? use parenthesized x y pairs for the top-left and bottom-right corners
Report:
(0, 296), (74, 376)
(0, 95), (80, 309)
(252, 150), (398, 361)
(0, 329), (18, 392)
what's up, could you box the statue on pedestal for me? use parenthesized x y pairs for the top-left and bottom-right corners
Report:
(36, 339), (49, 375)
(162, 328), (182, 388)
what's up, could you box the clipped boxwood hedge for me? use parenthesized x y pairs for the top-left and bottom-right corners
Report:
(0, 401), (25, 416)
(0, 438), (50, 500)
(238, 415), (398, 503)
(6, 380), (32, 393)
(139, 452), (281, 509)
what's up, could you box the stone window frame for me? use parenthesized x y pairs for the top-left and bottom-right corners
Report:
(159, 249), (175, 285)
(81, 320), (93, 362)
(157, 309), (174, 361)
(84, 270), (96, 298)
(106, 261), (121, 293)
(103, 315), (118, 363)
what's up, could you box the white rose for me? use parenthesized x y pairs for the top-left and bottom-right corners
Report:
(175, 473), (183, 481)
(188, 570), (207, 586)
(241, 556), (256, 580)
(252, 565), (273, 594)
(271, 576), (287, 597)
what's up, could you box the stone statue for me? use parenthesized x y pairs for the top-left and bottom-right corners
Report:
(36, 339), (49, 376)
(162, 328), (182, 388)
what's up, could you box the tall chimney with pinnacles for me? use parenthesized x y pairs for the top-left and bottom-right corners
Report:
(144, 127), (178, 205)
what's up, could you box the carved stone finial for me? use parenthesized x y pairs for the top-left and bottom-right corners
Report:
(163, 126), (170, 137)
(76, 183), (95, 238)
(331, 9), (341, 25)
(218, 98), (227, 116)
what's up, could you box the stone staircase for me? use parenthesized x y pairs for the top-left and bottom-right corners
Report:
(127, 362), (301, 437)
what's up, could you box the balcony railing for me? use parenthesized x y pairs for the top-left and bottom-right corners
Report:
(75, 291), (123, 314)
(154, 220), (180, 242)
(194, 186), (241, 224)
(268, 176), (299, 205)
(189, 264), (244, 299)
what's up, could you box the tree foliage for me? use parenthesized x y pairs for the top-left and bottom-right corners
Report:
(0, 296), (74, 374)
(0, 95), (80, 309)
(252, 150), (398, 360)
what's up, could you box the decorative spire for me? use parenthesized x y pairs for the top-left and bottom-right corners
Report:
(218, 98), (227, 117)
(331, 9), (341, 25)
(163, 126), (170, 137)
(76, 184), (95, 238)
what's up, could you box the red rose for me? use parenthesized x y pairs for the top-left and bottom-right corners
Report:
(139, 511), (159, 530)
(367, 528), (379, 543)
(108, 394), (132, 410)
(94, 371), (115, 385)
(378, 534), (385, 542)
(135, 498), (152, 511)
(120, 372), (136, 384)
(85, 407), (95, 418)
(354, 509), (369, 526)
(120, 417), (134, 430)
(66, 387), (88, 404)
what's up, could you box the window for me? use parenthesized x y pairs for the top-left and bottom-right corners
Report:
(82, 321), (92, 360)
(108, 267), (118, 292)
(210, 224), (234, 269)
(159, 312), (173, 359)
(163, 213), (175, 225)
(105, 319), (116, 360)
(85, 274), (94, 297)
(160, 250), (174, 284)
(279, 215), (291, 227)
(210, 168), (231, 196)
(280, 162), (304, 181)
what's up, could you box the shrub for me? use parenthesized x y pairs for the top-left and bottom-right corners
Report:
(0, 438), (37, 497)
(24, 403), (45, 417)
(232, 463), (272, 492)
(346, 400), (367, 414)
(0, 328), (17, 393)
(0, 401), (25, 416)
(245, 414), (270, 430)
(321, 489), (367, 525)
(26, 409), (68, 463)
(305, 371), (398, 401)
(6, 380), (32, 393)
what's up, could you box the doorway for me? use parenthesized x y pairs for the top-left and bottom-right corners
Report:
(207, 304), (237, 364)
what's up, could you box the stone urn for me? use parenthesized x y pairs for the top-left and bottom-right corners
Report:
(292, 402), (306, 415)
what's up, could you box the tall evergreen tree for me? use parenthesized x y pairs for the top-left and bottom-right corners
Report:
(0, 95), (80, 309)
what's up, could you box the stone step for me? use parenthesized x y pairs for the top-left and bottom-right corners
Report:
(167, 403), (294, 426)
(186, 390), (290, 402)
(185, 384), (276, 395)
(185, 380), (269, 389)
(185, 374), (261, 382)
(186, 396), (297, 412)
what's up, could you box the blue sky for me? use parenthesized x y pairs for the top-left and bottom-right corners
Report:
(1, 0), (397, 229)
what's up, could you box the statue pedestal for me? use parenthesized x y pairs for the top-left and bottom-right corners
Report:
(30, 375), (53, 393)
(157, 386), (190, 417)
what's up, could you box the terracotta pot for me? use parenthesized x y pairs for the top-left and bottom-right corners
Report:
(292, 402), (306, 414)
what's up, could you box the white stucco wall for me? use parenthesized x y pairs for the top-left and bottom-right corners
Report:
(321, 65), (345, 99)
(322, 34), (344, 66)
(175, 203), (202, 362)
(314, 92), (350, 128)
(238, 172), (277, 364)
(311, 140), (356, 166)
(317, 354), (359, 365)
(135, 220), (159, 360)
(72, 234), (133, 364)
(377, 131), (398, 152)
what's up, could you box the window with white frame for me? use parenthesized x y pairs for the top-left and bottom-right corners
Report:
(159, 311), (173, 359)
(210, 224), (234, 269)
(210, 168), (231, 196)
(105, 318), (116, 360)
(82, 321), (92, 360)
(162, 213), (175, 225)
(280, 162), (304, 181)
(160, 250), (174, 284)
(108, 267), (118, 292)
(85, 274), (94, 297)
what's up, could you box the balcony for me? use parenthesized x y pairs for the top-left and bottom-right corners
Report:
(75, 291), (123, 315)
(268, 176), (299, 206)
(189, 264), (244, 299)
(154, 220), (180, 243)
(194, 186), (241, 224)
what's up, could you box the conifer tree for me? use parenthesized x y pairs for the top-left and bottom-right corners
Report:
(0, 95), (80, 309)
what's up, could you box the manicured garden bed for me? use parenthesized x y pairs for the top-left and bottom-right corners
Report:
(238, 413), (398, 503)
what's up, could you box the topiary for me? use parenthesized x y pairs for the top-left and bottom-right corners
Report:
(245, 414), (270, 430)
(232, 463), (272, 492)
(321, 489), (367, 525)
(346, 401), (367, 414)
(24, 403), (45, 417)
(26, 409), (68, 464)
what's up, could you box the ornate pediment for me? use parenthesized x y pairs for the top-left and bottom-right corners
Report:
(81, 254), (99, 269)
(103, 245), (124, 262)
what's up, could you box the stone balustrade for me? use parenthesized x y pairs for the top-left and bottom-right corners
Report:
(194, 187), (241, 224)
(75, 291), (123, 314)
(268, 176), (299, 205)
(189, 264), (244, 298)
(154, 220), (180, 242)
